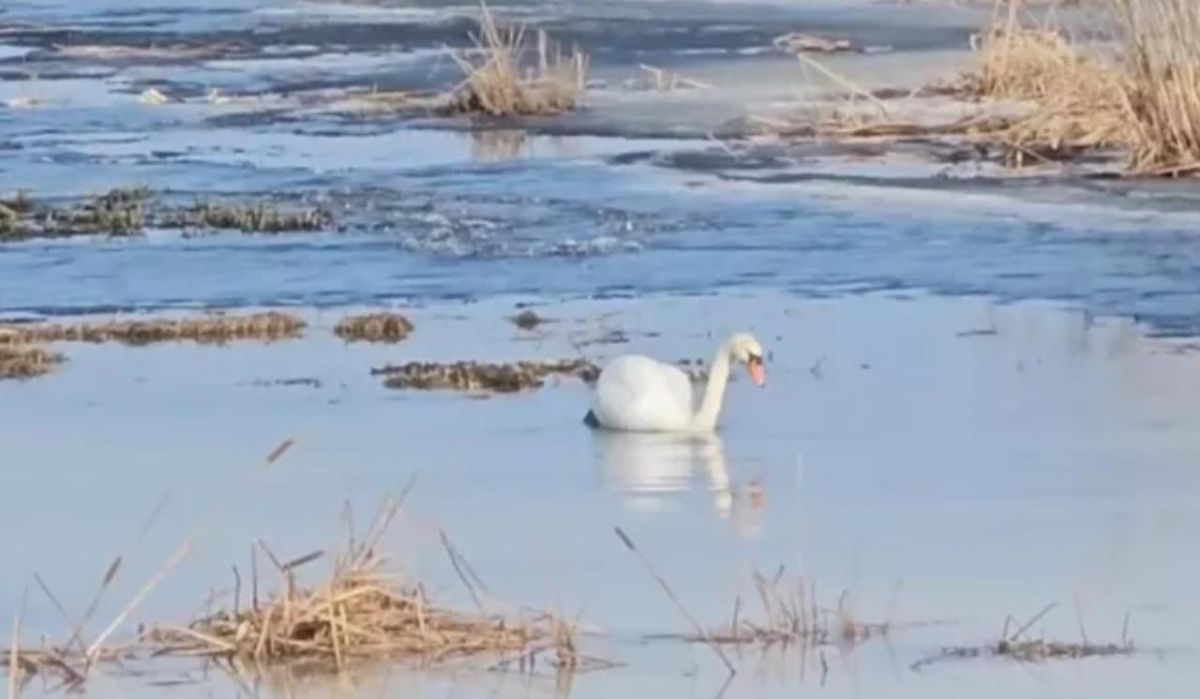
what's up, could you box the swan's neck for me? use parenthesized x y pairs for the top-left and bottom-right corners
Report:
(690, 341), (734, 431)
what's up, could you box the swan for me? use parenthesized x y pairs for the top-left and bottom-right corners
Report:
(583, 332), (766, 433)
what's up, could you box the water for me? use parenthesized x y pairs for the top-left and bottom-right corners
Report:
(3, 0), (1200, 697)
(4, 293), (1200, 698)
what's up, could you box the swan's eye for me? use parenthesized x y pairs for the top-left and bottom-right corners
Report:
(747, 353), (762, 366)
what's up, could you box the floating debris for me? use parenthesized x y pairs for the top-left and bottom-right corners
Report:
(0, 312), (306, 346)
(334, 312), (414, 343)
(0, 344), (63, 379)
(247, 377), (323, 389)
(373, 359), (598, 392)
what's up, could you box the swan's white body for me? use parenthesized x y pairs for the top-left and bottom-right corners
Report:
(586, 333), (765, 433)
(591, 355), (698, 432)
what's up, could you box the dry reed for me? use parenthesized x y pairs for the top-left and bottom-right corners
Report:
(1116, 0), (1200, 173)
(373, 358), (599, 392)
(0, 312), (306, 347)
(665, 570), (888, 649)
(0, 344), (63, 379)
(144, 497), (581, 673)
(761, 0), (1200, 174)
(972, 0), (1200, 171)
(334, 312), (414, 343)
(446, 3), (588, 116)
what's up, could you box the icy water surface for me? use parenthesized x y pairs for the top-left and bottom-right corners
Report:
(3, 293), (1200, 698)
(4, 0), (1200, 697)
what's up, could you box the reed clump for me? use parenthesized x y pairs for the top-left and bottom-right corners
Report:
(1117, 0), (1200, 174)
(966, 1), (1134, 164)
(0, 312), (306, 346)
(446, 4), (588, 117)
(142, 495), (584, 673)
(373, 359), (599, 392)
(334, 312), (414, 343)
(0, 344), (64, 379)
(669, 570), (888, 649)
(969, 0), (1200, 172)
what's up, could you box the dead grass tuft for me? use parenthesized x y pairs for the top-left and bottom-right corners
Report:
(670, 570), (888, 648)
(373, 359), (598, 392)
(0, 312), (306, 347)
(2, 494), (606, 688)
(334, 312), (415, 343)
(446, 3), (588, 116)
(968, 1), (1134, 164)
(143, 496), (591, 673)
(0, 344), (64, 379)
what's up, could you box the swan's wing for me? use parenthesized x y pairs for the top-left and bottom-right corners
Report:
(591, 355), (694, 431)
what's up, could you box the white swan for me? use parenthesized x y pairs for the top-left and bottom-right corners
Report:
(584, 332), (766, 433)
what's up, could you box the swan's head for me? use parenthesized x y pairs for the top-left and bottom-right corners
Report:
(727, 332), (766, 388)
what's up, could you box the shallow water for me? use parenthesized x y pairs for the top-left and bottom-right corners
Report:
(3, 292), (1200, 698)
(4, 0), (1200, 696)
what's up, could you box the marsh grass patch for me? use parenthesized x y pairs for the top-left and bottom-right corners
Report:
(373, 359), (598, 392)
(0, 344), (64, 379)
(1, 493), (610, 692)
(334, 313), (415, 343)
(0, 312), (306, 347)
(445, 3), (588, 117)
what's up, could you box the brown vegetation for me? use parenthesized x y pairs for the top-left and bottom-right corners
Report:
(446, 4), (588, 116)
(764, 0), (1200, 175)
(0, 344), (63, 379)
(145, 501), (571, 670)
(2, 494), (603, 693)
(0, 312), (306, 346)
(373, 359), (598, 392)
(965, 0), (1200, 171)
(334, 312), (415, 343)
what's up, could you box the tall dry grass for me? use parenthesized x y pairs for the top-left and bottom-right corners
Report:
(1116, 0), (1200, 173)
(976, 0), (1200, 173)
(447, 3), (588, 116)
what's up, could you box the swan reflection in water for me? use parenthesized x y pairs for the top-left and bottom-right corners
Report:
(592, 431), (765, 535)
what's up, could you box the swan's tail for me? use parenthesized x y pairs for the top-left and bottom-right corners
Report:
(582, 409), (600, 428)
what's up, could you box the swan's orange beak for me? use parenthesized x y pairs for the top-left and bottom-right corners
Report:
(748, 358), (766, 387)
